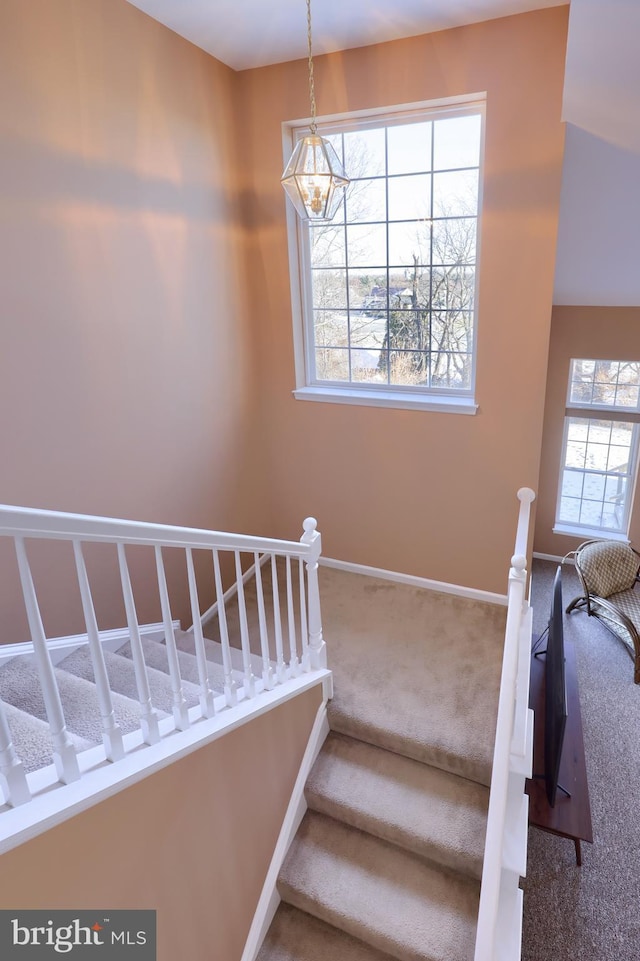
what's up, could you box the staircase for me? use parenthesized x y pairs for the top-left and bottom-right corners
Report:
(0, 493), (535, 961)
(0, 568), (506, 961)
(256, 566), (504, 961)
(0, 632), (244, 775)
(262, 736), (487, 961)
(254, 490), (537, 961)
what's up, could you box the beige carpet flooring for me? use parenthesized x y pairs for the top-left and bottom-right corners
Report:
(318, 567), (507, 787)
(523, 558), (640, 960)
(258, 567), (507, 961)
(205, 563), (507, 786)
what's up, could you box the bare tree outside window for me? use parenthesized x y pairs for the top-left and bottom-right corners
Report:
(304, 111), (482, 394)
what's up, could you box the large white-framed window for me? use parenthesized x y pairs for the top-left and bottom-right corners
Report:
(555, 359), (640, 539)
(283, 96), (486, 413)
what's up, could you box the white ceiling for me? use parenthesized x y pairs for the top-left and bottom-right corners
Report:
(126, 0), (567, 71)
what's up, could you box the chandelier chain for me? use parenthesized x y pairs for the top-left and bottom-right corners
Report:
(306, 0), (317, 134)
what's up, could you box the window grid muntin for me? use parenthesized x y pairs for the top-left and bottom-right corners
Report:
(555, 358), (640, 535)
(301, 103), (482, 396)
(567, 358), (640, 412)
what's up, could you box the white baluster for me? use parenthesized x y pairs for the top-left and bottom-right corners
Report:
(253, 552), (274, 690)
(234, 551), (256, 698)
(14, 538), (81, 783)
(270, 554), (287, 684)
(185, 548), (216, 718)
(73, 541), (125, 761)
(117, 543), (161, 744)
(0, 698), (31, 806)
(301, 518), (326, 670)
(155, 546), (190, 730)
(285, 556), (300, 677)
(212, 550), (237, 707)
(299, 558), (310, 672)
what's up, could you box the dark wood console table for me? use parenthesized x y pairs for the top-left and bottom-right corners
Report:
(525, 637), (593, 866)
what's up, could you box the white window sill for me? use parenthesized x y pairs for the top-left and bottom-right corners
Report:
(553, 524), (630, 544)
(292, 386), (478, 414)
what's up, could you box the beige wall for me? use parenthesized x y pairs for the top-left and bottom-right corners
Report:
(0, 4), (569, 622)
(0, 0), (269, 640)
(237, 8), (568, 594)
(0, 683), (322, 961)
(534, 305), (640, 557)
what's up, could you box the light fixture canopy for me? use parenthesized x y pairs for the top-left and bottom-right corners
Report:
(281, 0), (349, 223)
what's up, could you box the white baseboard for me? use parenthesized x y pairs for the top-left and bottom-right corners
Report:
(320, 556), (508, 606)
(532, 552), (576, 565)
(240, 698), (330, 961)
(0, 621), (179, 667)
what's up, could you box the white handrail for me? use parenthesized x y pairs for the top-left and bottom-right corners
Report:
(474, 487), (535, 961)
(0, 505), (326, 811)
(0, 505), (312, 556)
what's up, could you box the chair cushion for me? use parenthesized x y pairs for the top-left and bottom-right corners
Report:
(578, 541), (640, 598)
(610, 587), (640, 624)
(592, 589), (640, 654)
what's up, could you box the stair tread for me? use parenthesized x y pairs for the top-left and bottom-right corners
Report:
(2, 700), (94, 774)
(258, 903), (397, 961)
(327, 701), (493, 789)
(0, 655), (162, 744)
(58, 646), (202, 715)
(306, 732), (488, 880)
(174, 631), (265, 676)
(278, 810), (480, 961)
(115, 637), (232, 696)
(116, 635), (237, 691)
(319, 567), (506, 789)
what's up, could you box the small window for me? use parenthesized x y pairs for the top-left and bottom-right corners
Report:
(283, 97), (485, 413)
(555, 360), (640, 537)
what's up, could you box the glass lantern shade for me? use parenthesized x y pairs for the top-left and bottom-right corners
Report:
(281, 134), (349, 222)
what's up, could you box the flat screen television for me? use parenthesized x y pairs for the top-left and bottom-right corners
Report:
(544, 565), (568, 807)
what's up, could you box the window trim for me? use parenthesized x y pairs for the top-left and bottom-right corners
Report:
(283, 94), (486, 413)
(554, 359), (640, 538)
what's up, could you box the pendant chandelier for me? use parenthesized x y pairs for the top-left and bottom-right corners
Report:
(281, 0), (349, 222)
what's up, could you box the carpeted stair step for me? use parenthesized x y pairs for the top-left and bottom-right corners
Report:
(277, 810), (480, 961)
(305, 732), (488, 881)
(326, 699), (492, 789)
(318, 567), (506, 790)
(113, 636), (236, 695)
(257, 902), (397, 961)
(2, 701), (94, 775)
(174, 630), (266, 677)
(0, 655), (153, 744)
(58, 646), (200, 715)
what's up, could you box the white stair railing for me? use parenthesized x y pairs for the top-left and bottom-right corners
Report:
(0, 505), (327, 811)
(474, 487), (536, 961)
(14, 537), (82, 785)
(154, 545), (191, 730)
(73, 541), (125, 760)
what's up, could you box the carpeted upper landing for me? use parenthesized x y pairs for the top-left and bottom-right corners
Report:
(318, 566), (507, 787)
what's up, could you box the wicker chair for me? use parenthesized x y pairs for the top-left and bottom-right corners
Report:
(567, 539), (640, 684)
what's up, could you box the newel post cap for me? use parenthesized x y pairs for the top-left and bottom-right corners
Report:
(301, 516), (321, 553)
